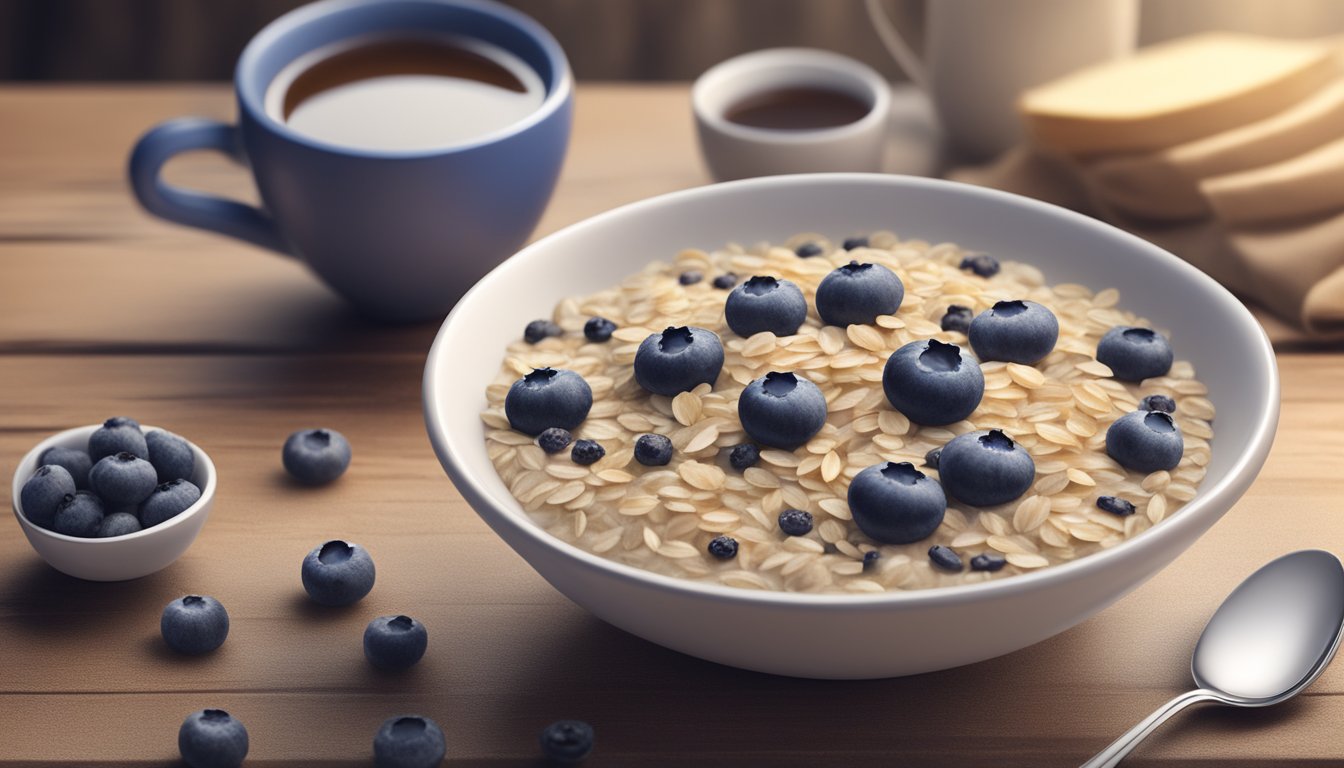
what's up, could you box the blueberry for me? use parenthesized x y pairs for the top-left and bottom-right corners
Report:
(678, 270), (703, 286)
(711, 273), (738, 289)
(842, 235), (869, 250)
(19, 464), (76, 529)
(724, 276), (808, 337)
(583, 316), (616, 343)
(847, 462), (947, 544)
(634, 326), (724, 396)
(1140, 394), (1176, 413)
(524, 319), (563, 344)
(161, 595), (230, 655)
(1097, 326), (1174, 382)
(301, 540), (376, 606)
(374, 715), (446, 768)
(923, 447), (942, 470)
(1106, 410), (1183, 472)
(778, 509), (814, 536)
(928, 545), (964, 572)
(795, 242), (823, 258)
(89, 452), (158, 506)
(282, 428), (353, 485)
(937, 429), (1036, 507)
(537, 427), (574, 454)
(737, 371), (827, 449)
(968, 300), (1059, 364)
(88, 416), (147, 462)
(97, 511), (143, 538)
(53, 491), (104, 537)
(633, 434), (673, 466)
(815, 261), (904, 326)
(882, 339), (985, 426)
(505, 368), (594, 436)
(178, 709), (248, 768)
(707, 535), (738, 560)
(970, 553), (1006, 572)
(39, 446), (93, 490)
(540, 719), (595, 763)
(140, 478), (202, 528)
(862, 550), (881, 571)
(571, 439), (605, 466)
(940, 305), (973, 334)
(364, 614), (428, 670)
(959, 253), (1001, 278)
(1096, 495), (1137, 516)
(146, 430), (195, 483)
(729, 443), (760, 471)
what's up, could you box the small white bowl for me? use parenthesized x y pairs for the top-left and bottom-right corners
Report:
(693, 48), (892, 181)
(11, 424), (216, 581)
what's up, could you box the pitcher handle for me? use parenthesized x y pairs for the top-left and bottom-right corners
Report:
(864, 0), (929, 91)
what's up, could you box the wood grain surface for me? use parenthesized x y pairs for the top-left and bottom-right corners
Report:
(1, 85), (1342, 767)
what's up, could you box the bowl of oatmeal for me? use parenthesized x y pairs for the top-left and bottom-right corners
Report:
(423, 174), (1277, 678)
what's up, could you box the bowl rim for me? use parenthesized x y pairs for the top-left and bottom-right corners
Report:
(423, 172), (1280, 609)
(11, 424), (217, 544)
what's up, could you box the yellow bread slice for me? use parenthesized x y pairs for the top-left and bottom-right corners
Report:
(1021, 33), (1339, 156)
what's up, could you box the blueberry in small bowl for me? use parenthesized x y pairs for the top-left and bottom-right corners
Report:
(1106, 410), (1184, 472)
(724, 276), (808, 337)
(737, 371), (827, 450)
(848, 462), (946, 544)
(88, 416), (148, 462)
(968, 300), (1059, 364)
(882, 339), (984, 426)
(634, 326), (724, 396)
(1096, 326), (1174, 382)
(938, 429), (1036, 507)
(815, 261), (904, 326)
(38, 446), (92, 490)
(505, 368), (594, 436)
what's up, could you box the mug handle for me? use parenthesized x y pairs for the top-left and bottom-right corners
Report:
(864, 0), (929, 91)
(128, 117), (289, 255)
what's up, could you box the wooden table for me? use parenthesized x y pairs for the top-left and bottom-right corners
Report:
(1, 84), (1341, 767)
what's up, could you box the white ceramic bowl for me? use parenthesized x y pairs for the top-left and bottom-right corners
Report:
(11, 425), (217, 581)
(423, 174), (1278, 679)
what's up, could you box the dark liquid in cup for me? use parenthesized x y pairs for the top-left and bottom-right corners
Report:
(724, 86), (872, 130)
(269, 36), (545, 151)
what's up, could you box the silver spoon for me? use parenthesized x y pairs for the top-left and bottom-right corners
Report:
(1081, 549), (1344, 768)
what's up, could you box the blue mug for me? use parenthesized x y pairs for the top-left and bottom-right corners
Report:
(129, 0), (572, 323)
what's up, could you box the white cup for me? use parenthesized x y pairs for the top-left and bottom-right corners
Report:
(692, 48), (891, 182)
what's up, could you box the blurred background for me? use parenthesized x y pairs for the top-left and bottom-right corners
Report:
(3, 0), (1342, 81)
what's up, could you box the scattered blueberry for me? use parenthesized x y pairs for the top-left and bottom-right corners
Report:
(1106, 410), (1183, 472)
(711, 273), (738, 289)
(19, 464), (76, 529)
(161, 595), (230, 655)
(39, 446), (92, 490)
(145, 430), (195, 483)
(728, 443), (760, 471)
(937, 429), (1036, 507)
(571, 439), (605, 466)
(301, 540), (376, 606)
(968, 300), (1059, 364)
(815, 261), (904, 326)
(583, 316), (617, 343)
(505, 368), (594, 436)
(1096, 495), (1137, 516)
(970, 553), (1007, 572)
(842, 235), (869, 250)
(678, 270), (703, 286)
(524, 319), (564, 344)
(537, 427), (574, 454)
(1097, 326), (1174, 382)
(848, 462), (947, 544)
(140, 478), (202, 528)
(282, 428), (352, 485)
(737, 371), (827, 449)
(882, 339), (985, 426)
(179, 709), (248, 768)
(795, 242), (823, 258)
(928, 545), (964, 572)
(1140, 394), (1176, 414)
(634, 326), (724, 396)
(940, 305), (973, 334)
(923, 446), (942, 470)
(778, 509), (814, 536)
(97, 511), (143, 538)
(89, 451), (158, 506)
(959, 253), (1001, 278)
(540, 719), (595, 763)
(364, 614), (428, 671)
(633, 434), (673, 466)
(707, 535), (738, 560)
(373, 715), (446, 768)
(88, 416), (147, 462)
(724, 276), (808, 337)
(862, 550), (881, 571)
(53, 491), (104, 537)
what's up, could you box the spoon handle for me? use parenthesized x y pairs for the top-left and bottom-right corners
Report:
(1079, 689), (1221, 768)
